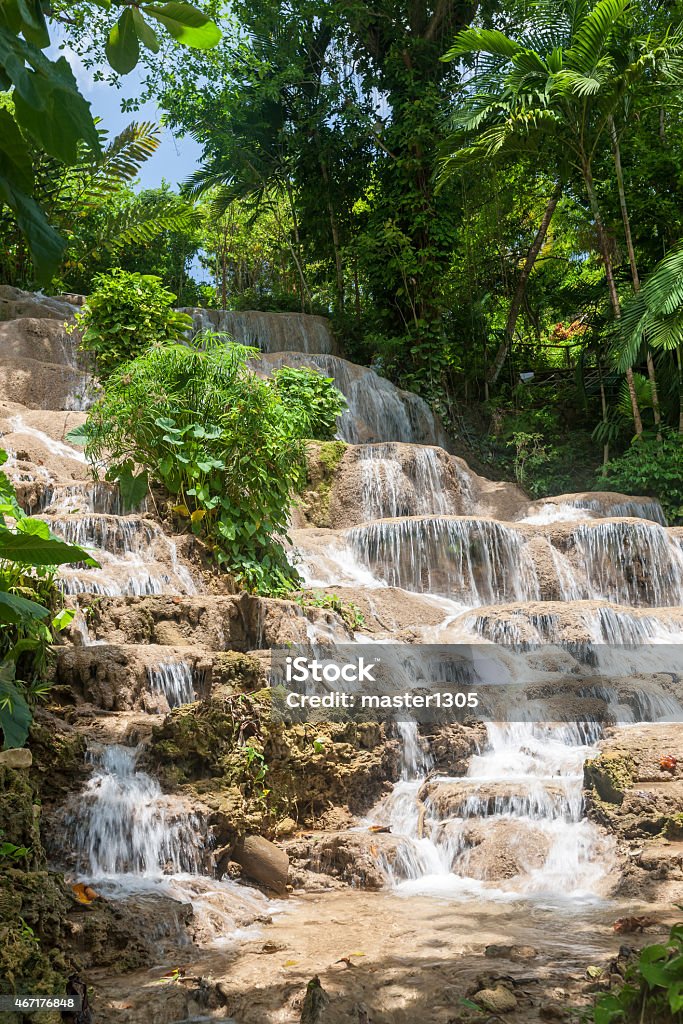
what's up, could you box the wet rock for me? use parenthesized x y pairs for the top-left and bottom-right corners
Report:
(0, 748), (32, 768)
(473, 985), (518, 1013)
(233, 835), (289, 895)
(585, 725), (683, 845)
(29, 710), (88, 804)
(420, 779), (569, 820)
(451, 820), (550, 881)
(584, 749), (634, 804)
(286, 831), (401, 890)
(485, 944), (537, 961)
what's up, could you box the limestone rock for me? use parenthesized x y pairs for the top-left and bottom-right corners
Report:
(473, 985), (518, 1013)
(0, 748), (32, 768)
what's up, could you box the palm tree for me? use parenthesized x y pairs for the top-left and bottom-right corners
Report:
(441, 0), (683, 432)
(618, 240), (683, 432)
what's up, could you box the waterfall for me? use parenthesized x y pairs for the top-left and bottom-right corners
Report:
(569, 521), (683, 607)
(43, 513), (199, 597)
(69, 746), (208, 879)
(182, 307), (339, 355)
(347, 517), (540, 605)
(358, 444), (460, 520)
(254, 352), (450, 447)
(148, 661), (195, 708)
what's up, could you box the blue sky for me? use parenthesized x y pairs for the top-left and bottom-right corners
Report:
(54, 40), (203, 191)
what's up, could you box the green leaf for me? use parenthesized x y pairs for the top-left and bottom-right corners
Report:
(0, 167), (65, 283)
(65, 422), (90, 446)
(106, 8), (140, 74)
(131, 8), (160, 52)
(0, 662), (32, 749)
(115, 463), (149, 512)
(0, 530), (94, 566)
(2, 34), (100, 162)
(0, 590), (49, 626)
(143, 2), (221, 49)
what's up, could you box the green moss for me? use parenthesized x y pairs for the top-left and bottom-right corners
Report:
(298, 441), (348, 527)
(211, 652), (264, 692)
(145, 691), (398, 838)
(317, 440), (347, 472)
(584, 750), (635, 804)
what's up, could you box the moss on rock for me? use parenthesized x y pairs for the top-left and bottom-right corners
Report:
(144, 690), (400, 844)
(584, 750), (635, 805)
(299, 440), (348, 527)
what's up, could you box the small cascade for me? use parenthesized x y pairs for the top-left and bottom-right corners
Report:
(569, 520), (683, 607)
(42, 513), (198, 597)
(380, 720), (616, 900)
(569, 496), (667, 526)
(182, 307), (339, 355)
(17, 481), (134, 516)
(7, 414), (87, 465)
(148, 661), (196, 708)
(346, 517), (540, 605)
(254, 352), (450, 448)
(69, 746), (208, 879)
(358, 444), (460, 520)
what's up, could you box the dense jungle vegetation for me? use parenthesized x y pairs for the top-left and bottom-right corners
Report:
(2, 0), (683, 512)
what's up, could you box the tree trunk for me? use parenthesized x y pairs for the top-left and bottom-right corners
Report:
(581, 154), (643, 437)
(488, 179), (563, 385)
(599, 364), (610, 464)
(678, 343), (683, 433)
(320, 158), (345, 313)
(609, 115), (661, 438)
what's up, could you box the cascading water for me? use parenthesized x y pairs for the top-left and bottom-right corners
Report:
(69, 745), (208, 878)
(7, 287), (681, 963)
(346, 517), (540, 605)
(148, 661), (195, 708)
(358, 444), (461, 520)
(569, 520), (683, 607)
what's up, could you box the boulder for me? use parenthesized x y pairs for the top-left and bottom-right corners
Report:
(0, 748), (32, 768)
(232, 835), (289, 895)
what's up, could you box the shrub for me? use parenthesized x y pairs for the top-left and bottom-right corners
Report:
(72, 269), (193, 379)
(74, 335), (308, 593)
(272, 366), (347, 441)
(588, 921), (683, 1023)
(599, 431), (683, 524)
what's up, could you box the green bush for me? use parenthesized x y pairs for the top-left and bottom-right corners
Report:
(72, 268), (193, 380)
(74, 335), (309, 594)
(599, 431), (683, 524)
(272, 366), (347, 441)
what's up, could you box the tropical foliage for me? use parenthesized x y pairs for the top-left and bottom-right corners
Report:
(72, 335), (345, 592)
(0, 452), (93, 748)
(71, 268), (193, 379)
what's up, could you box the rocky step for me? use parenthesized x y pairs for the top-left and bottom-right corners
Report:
(70, 593), (352, 649)
(292, 514), (683, 608)
(418, 779), (581, 822)
(0, 357), (94, 411)
(0, 406), (90, 483)
(0, 316), (81, 365)
(459, 600), (683, 644)
(15, 479), (130, 516)
(54, 643), (268, 712)
(0, 284), (78, 321)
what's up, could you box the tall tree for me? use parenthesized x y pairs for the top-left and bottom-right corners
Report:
(440, 0), (683, 432)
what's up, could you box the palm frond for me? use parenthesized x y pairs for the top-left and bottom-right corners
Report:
(565, 0), (630, 74)
(443, 28), (521, 62)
